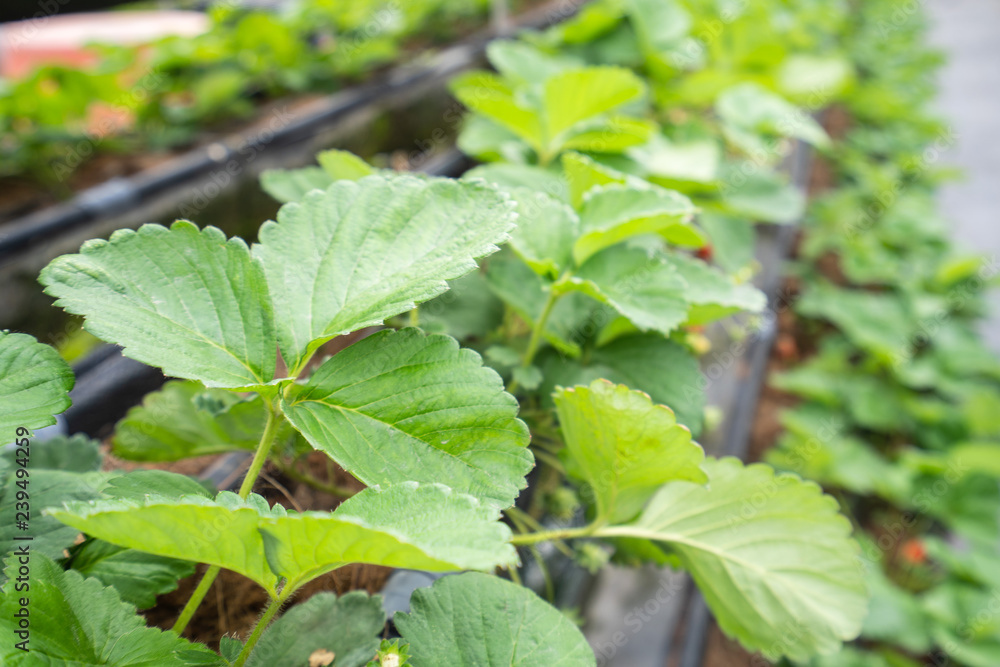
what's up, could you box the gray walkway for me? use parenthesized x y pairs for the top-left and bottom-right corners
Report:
(927, 0), (1000, 352)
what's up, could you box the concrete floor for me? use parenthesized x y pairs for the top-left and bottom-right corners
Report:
(927, 0), (1000, 352)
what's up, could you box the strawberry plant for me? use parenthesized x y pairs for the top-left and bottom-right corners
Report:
(0, 167), (868, 664)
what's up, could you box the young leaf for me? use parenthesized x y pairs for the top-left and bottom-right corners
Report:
(280, 328), (532, 509)
(599, 458), (867, 661)
(0, 554), (223, 666)
(113, 381), (272, 461)
(574, 183), (698, 264)
(317, 149), (376, 181)
(0, 331), (74, 436)
(543, 67), (645, 140)
(486, 40), (578, 86)
(395, 572), (596, 667)
(449, 72), (543, 154)
(259, 483), (516, 591)
(254, 175), (516, 373)
(559, 115), (656, 153)
(69, 539), (196, 609)
(566, 245), (690, 336)
(39, 222), (277, 389)
(554, 380), (706, 523)
(49, 491), (281, 592)
(246, 591), (384, 667)
(505, 187), (579, 278)
(539, 334), (705, 432)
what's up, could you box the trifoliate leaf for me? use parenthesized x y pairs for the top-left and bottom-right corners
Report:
(599, 458), (867, 661)
(259, 483), (516, 590)
(254, 175), (516, 373)
(538, 334), (705, 432)
(113, 381), (272, 461)
(543, 67), (645, 140)
(567, 245), (690, 336)
(40, 222), (277, 389)
(50, 491), (281, 592)
(395, 572), (596, 667)
(281, 328), (531, 509)
(506, 187), (579, 277)
(246, 591), (384, 667)
(554, 380), (705, 523)
(0, 554), (223, 666)
(69, 539), (196, 609)
(0, 331), (74, 436)
(574, 183), (698, 264)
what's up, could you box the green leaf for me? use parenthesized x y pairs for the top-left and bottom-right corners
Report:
(797, 283), (914, 360)
(599, 458), (867, 661)
(562, 151), (627, 209)
(543, 67), (645, 140)
(40, 221), (277, 389)
(628, 135), (720, 186)
(664, 252), (766, 324)
(450, 72), (543, 153)
(718, 164), (805, 224)
(259, 483), (516, 590)
(574, 183), (697, 265)
(486, 40), (578, 86)
(506, 187), (579, 277)
(559, 115), (656, 153)
(716, 83), (830, 151)
(395, 572), (596, 667)
(113, 381), (271, 461)
(69, 539), (196, 609)
(0, 331), (74, 436)
(554, 380), (706, 523)
(539, 333), (705, 432)
(246, 591), (384, 667)
(260, 150), (378, 203)
(0, 468), (113, 562)
(317, 149), (376, 181)
(567, 245), (690, 336)
(281, 328), (531, 509)
(0, 554), (223, 666)
(50, 491), (281, 592)
(0, 432), (100, 473)
(625, 0), (691, 56)
(254, 175), (516, 373)
(417, 272), (504, 340)
(485, 252), (601, 357)
(463, 163), (569, 202)
(260, 166), (332, 204)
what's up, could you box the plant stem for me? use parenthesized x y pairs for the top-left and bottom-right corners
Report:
(273, 457), (355, 498)
(233, 592), (287, 667)
(239, 408), (284, 498)
(173, 403), (285, 636)
(172, 564), (220, 634)
(509, 525), (594, 545)
(507, 288), (560, 393)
